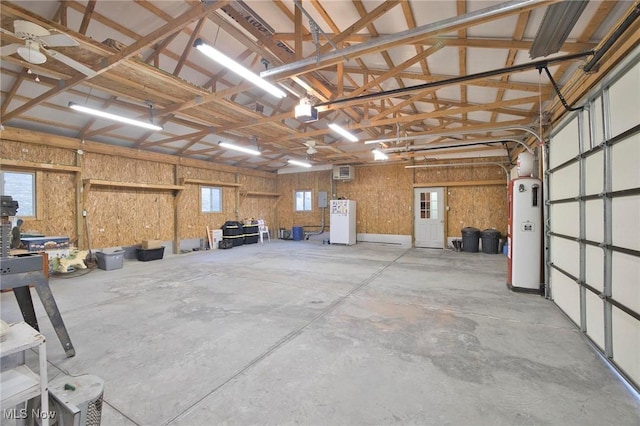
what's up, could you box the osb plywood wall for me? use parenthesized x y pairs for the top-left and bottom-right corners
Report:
(177, 166), (238, 240)
(2, 137), (277, 249)
(276, 161), (507, 239)
(334, 164), (413, 235)
(2, 133), (508, 248)
(237, 174), (279, 226)
(84, 153), (176, 247)
(1, 141), (77, 238)
(447, 186), (508, 237)
(413, 160), (509, 238)
(276, 170), (332, 232)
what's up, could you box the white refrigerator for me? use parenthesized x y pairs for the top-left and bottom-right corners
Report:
(330, 200), (356, 245)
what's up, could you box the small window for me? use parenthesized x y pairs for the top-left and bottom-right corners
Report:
(295, 190), (312, 211)
(420, 191), (438, 219)
(1, 171), (36, 217)
(201, 186), (222, 213)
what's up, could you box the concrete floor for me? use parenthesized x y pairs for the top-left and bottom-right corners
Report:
(2, 240), (639, 425)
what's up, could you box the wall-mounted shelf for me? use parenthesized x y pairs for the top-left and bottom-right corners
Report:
(239, 191), (280, 205)
(0, 159), (81, 173)
(83, 179), (184, 205)
(240, 191), (280, 197)
(179, 178), (242, 187)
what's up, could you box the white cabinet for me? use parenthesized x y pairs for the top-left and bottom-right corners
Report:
(0, 322), (49, 426)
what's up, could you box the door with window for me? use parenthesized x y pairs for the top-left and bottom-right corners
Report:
(414, 187), (444, 248)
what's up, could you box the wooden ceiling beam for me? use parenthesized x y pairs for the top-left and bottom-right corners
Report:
(315, 1), (402, 55)
(264, 1), (556, 80)
(369, 95), (540, 127)
(491, 10), (531, 125)
(173, 17), (204, 76)
(78, 0), (97, 35)
(0, 70), (26, 116)
(2, 1), (226, 122)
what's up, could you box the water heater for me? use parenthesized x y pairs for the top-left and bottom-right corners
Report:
(507, 177), (542, 292)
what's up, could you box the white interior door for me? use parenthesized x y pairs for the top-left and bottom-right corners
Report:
(414, 187), (444, 248)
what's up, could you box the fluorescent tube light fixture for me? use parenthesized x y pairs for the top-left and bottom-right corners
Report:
(372, 149), (388, 161)
(194, 39), (286, 99)
(68, 102), (163, 131)
(328, 123), (358, 142)
(218, 141), (261, 156)
(287, 159), (312, 168)
(529, 0), (589, 59)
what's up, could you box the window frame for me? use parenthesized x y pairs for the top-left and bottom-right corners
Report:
(294, 190), (313, 212)
(200, 185), (223, 214)
(0, 170), (39, 219)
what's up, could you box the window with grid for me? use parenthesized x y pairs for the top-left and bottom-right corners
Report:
(420, 191), (438, 219)
(201, 186), (222, 213)
(295, 190), (312, 211)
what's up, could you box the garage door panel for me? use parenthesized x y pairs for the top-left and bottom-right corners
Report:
(550, 203), (579, 237)
(612, 197), (640, 251)
(548, 50), (639, 392)
(549, 117), (579, 168)
(585, 200), (604, 242)
(611, 134), (640, 192)
(551, 269), (580, 325)
(591, 96), (605, 146)
(612, 252), (640, 314)
(585, 245), (604, 292)
(585, 290), (605, 351)
(609, 62), (640, 138)
(585, 152), (603, 196)
(549, 163), (579, 200)
(612, 307), (640, 386)
(550, 236), (579, 278)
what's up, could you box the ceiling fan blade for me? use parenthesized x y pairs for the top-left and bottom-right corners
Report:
(0, 43), (20, 57)
(42, 48), (96, 77)
(39, 33), (79, 48)
(0, 27), (20, 41)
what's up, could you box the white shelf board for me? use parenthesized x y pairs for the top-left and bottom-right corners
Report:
(0, 364), (41, 408)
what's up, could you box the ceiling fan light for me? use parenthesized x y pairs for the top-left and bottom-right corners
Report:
(17, 44), (46, 64)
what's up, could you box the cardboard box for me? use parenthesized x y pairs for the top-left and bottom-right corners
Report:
(141, 239), (162, 250)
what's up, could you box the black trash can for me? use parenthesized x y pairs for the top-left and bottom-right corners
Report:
(461, 227), (480, 253)
(480, 229), (501, 254)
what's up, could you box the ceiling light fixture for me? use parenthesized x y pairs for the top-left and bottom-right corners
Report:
(68, 102), (163, 131)
(372, 149), (388, 161)
(328, 123), (358, 142)
(287, 159), (312, 168)
(218, 141), (261, 156)
(194, 39), (286, 99)
(529, 0), (589, 59)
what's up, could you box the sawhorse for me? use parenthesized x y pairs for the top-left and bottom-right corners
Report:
(1, 253), (75, 357)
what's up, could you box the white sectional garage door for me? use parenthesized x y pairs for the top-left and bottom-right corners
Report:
(547, 48), (640, 391)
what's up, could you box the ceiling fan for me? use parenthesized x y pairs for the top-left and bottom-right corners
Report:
(303, 140), (334, 155)
(0, 20), (96, 77)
